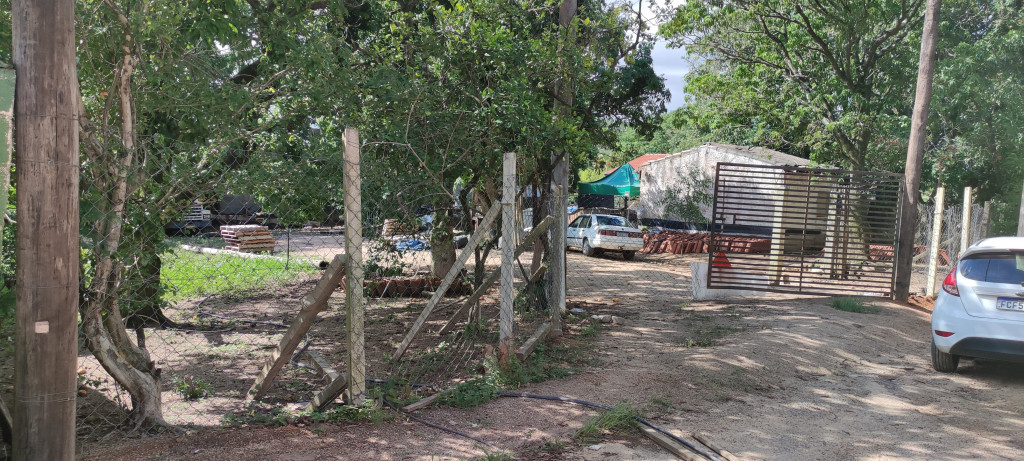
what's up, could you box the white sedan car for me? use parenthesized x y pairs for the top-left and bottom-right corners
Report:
(931, 237), (1024, 372)
(566, 213), (643, 260)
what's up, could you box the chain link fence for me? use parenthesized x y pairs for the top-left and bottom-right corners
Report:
(35, 132), (566, 454)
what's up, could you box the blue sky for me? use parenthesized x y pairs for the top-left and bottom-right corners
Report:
(651, 39), (689, 111)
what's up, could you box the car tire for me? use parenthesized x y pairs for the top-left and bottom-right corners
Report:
(622, 250), (635, 261)
(931, 339), (959, 373)
(582, 239), (595, 257)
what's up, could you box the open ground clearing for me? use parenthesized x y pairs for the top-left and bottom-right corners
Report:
(78, 251), (1024, 460)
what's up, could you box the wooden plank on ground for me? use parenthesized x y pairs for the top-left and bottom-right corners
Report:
(305, 372), (349, 412)
(393, 201), (502, 360)
(307, 350), (340, 382)
(640, 425), (708, 461)
(401, 393), (440, 412)
(692, 433), (740, 461)
(516, 322), (552, 361)
(247, 254), (346, 401)
(437, 216), (555, 336)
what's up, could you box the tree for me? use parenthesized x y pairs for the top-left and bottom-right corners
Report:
(662, 0), (926, 169)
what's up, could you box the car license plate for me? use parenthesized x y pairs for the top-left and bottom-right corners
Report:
(996, 297), (1024, 311)
(617, 232), (629, 237)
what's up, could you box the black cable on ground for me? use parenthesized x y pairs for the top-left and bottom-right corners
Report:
(497, 392), (722, 461)
(380, 398), (496, 449)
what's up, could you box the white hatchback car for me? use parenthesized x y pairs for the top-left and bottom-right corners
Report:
(931, 237), (1024, 372)
(566, 213), (644, 260)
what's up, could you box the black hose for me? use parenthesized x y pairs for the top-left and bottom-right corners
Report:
(497, 392), (722, 461)
(380, 398), (496, 449)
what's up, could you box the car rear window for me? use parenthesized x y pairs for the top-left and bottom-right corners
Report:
(959, 253), (1024, 284)
(595, 216), (625, 226)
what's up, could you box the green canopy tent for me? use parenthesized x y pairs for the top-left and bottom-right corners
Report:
(578, 163), (641, 197)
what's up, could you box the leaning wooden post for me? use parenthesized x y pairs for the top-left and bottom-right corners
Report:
(925, 187), (944, 296)
(959, 186), (972, 256)
(500, 152), (516, 355)
(343, 128), (365, 405)
(13, 0), (80, 457)
(980, 201), (991, 240)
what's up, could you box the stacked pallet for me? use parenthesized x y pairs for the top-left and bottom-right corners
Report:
(221, 225), (275, 253)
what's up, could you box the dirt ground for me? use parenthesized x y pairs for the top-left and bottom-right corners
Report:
(80, 251), (1024, 460)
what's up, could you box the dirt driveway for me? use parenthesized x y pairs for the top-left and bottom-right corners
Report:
(85, 253), (1024, 460)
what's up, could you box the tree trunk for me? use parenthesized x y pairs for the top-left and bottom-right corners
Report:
(76, 25), (169, 428)
(429, 211), (457, 278)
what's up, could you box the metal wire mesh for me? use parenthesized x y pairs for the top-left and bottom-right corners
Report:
(47, 131), (563, 454)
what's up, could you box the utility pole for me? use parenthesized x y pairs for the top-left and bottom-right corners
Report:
(13, 0), (80, 458)
(894, 0), (941, 301)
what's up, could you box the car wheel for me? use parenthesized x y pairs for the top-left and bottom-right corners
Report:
(931, 339), (959, 373)
(622, 250), (635, 261)
(582, 239), (595, 257)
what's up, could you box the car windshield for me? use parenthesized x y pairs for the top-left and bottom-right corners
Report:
(594, 216), (626, 227)
(959, 252), (1024, 284)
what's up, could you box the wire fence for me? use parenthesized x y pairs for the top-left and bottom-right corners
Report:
(55, 132), (565, 454)
(10, 131), (1004, 456)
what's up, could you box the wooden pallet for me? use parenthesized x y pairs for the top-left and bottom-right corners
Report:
(221, 225), (275, 253)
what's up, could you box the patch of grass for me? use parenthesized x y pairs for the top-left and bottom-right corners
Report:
(574, 402), (639, 445)
(831, 297), (879, 314)
(490, 343), (579, 388)
(171, 375), (210, 400)
(681, 324), (746, 348)
(162, 248), (317, 301)
(471, 450), (516, 461)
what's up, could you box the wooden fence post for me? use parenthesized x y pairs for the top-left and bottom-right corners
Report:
(343, 127), (365, 405)
(980, 200), (991, 240)
(549, 185), (564, 336)
(500, 152), (516, 354)
(925, 187), (944, 296)
(13, 0), (80, 457)
(960, 187), (972, 256)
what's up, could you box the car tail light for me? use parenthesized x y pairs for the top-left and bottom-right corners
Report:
(598, 230), (616, 236)
(629, 232), (642, 238)
(934, 330), (955, 337)
(941, 266), (959, 297)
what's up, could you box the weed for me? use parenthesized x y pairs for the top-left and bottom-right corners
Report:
(579, 322), (601, 337)
(831, 297), (879, 314)
(304, 400), (393, 425)
(172, 375), (210, 400)
(439, 377), (499, 408)
(574, 402), (639, 445)
(536, 439), (568, 454)
(471, 450), (515, 461)
(222, 407), (290, 427)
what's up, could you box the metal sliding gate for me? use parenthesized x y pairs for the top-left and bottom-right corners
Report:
(707, 163), (904, 297)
